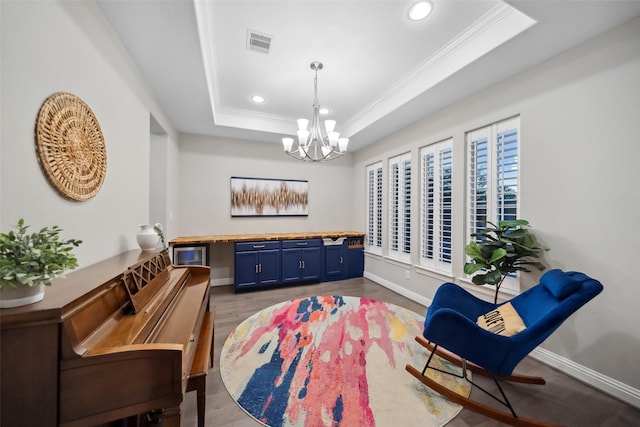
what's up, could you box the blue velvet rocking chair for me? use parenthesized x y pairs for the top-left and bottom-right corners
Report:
(406, 269), (603, 427)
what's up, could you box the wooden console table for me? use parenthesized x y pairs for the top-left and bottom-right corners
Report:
(169, 232), (365, 292)
(169, 231), (364, 246)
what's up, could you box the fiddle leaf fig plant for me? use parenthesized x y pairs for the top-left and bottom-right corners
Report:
(464, 219), (548, 303)
(0, 218), (82, 289)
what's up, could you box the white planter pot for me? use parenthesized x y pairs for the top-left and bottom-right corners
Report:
(137, 224), (160, 251)
(0, 283), (45, 308)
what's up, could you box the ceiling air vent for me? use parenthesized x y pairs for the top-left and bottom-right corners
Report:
(247, 29), (272, 54)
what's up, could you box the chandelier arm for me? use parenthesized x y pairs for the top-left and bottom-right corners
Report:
(285, 149), (345, 162)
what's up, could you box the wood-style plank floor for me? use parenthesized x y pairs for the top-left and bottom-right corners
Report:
(180, 278), (640, 427)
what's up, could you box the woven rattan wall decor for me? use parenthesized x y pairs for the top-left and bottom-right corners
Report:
(35, 92), (107, 201)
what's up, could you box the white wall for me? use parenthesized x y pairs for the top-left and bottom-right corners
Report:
(178, 134), (355, 286)
(353, 16), (640, 397)
(0, 0), (180, 267)
(150, 131), (169, 227)
(178, 133), (355, 236)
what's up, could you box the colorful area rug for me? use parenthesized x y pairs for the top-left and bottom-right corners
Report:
(220, 296), (471, 427)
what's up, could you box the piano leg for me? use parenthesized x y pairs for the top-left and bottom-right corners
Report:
(185, 310), (214, 427)
(187, 373), (206, 427)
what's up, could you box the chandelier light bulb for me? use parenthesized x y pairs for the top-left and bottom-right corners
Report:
(338, 137), (349, 152)
(282, 137), (294, 153)
(297, 129), (310, 145)
(324, 120), (336, 133)
(328, 132), (339, 147)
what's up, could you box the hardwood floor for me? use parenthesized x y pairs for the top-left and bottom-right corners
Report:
(179, 278), (640, 427)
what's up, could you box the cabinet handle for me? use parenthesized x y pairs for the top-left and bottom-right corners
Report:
(340, 256), (343, 264)
(255, 264), (259, 273)
(298, 260), (302, 269)
(253, 245), (266, 249)
(302, 260), (305, 269)
(297, 242), (308, 246)
(259, 264), (262, 273)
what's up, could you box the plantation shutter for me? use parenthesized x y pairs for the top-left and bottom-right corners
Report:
(496, 119), (519, 222)
(391, 162), (399, 252)
(420, 139), (453, 273)
(423, 151), (435, 261)
(467, 127), (490, 241)
(366, 162), (383, 253)
(440, 146), (453, 265)
(403, 158), (411, 255)
(376, 167), (383, 247)
(466, 116), (520, 292)
(389, 153), (411, 261)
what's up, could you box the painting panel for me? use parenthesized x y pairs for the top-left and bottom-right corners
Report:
(230, 177), (309, 217)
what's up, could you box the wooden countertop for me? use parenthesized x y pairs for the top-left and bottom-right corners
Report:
(169, 231), (365, 245)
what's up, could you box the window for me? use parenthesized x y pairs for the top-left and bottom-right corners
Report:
(366, 162), (383, 253)
(467, 116), (520, 289)
(420, 139), (453, 273)
(389, 153), (411, 261)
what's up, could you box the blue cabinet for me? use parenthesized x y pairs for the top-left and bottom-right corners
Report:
(323, 241), (348, 281)
(234, 241), (281, 290)
(347, 237), (364, 278)
(281, 239), (321, 283)
(233, 236), (363, 292)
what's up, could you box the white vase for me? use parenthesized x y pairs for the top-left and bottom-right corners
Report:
(137, 224), (160, 251)
(0, 282), (45, 308)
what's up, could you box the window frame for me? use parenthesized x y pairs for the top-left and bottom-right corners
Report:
(420, 139), (453, 274)
(466, 116), (521, 292)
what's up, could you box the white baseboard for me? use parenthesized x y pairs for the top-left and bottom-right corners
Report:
(364, 271), (432, 309)
(530, 347), (640, 409)
(209, 277), (233, 287)
(364, 271), (640, 409)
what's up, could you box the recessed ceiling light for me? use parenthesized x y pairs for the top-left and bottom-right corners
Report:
(408, 1), (433, 21)
(319, 108), (330, 115)
(251, 95), (265, 103)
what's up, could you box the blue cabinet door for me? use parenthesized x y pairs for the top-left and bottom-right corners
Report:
(347, 238), (364, 278)
(235, 241), (281, 290)
(281, 240), (321, 283)
(281, 248), (302, 283)
(301, 247), (320, 280)
(259, 249), (281, 286)
(235, 251), (259, 288)
(324, 244), (347, 280)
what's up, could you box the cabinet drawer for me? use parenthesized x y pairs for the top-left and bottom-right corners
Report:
(235, 241), (280, 252)
(281, 239), (321, 249)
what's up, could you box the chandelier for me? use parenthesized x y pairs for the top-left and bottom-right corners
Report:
(282, 61), (348, 162)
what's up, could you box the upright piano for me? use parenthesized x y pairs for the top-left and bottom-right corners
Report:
(0, 249), (214, 426)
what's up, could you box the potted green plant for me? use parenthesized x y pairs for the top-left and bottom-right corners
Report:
(464, 219), (548, 304)
(0, 218), (82, 308)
